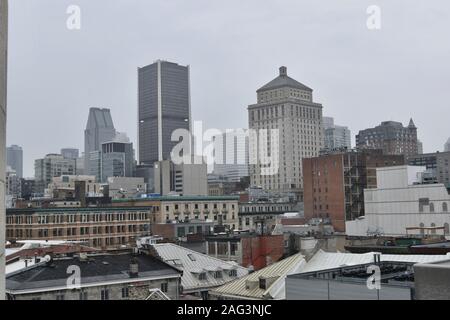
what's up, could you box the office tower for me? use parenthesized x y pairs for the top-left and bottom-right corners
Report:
(212, 131), (249, 183)
(445, 138), (450, 152)
(34, 154), (76, 194)
(303, 149), (405, 232)
(322, 117), (351, 151)
(154, 158), (207, 196)
(138, 60), (191, 166)
(6, 145), (23, 178)
(0, 0), (7, 300)
(75, 153), (85, 175)
(356, 119), (418, 157)
(248, 66), (324, 199)
(84, 108), (116, 174)
(417, 139), (423, 154)
(61, 148), (79, 160)
(100, 134), (135, 182)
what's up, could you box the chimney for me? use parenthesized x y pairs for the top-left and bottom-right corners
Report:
(129, 257), (139, 278)
(279, 66), (287, 76)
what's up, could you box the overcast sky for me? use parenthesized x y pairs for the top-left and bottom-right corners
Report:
(7, 0), (450, 177)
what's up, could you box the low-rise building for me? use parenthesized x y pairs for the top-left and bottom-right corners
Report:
(148, 243), (248, 299)
(238, 201), (296, 233)
(46, 175), (102, 199)
(205, 233), (284, 270)
(151, 220), (214, 242)
(5, 206), (155, 249)
(346, 166), (450, 237)
(107, 177), (146, 199)
(6, 251), (182, 300)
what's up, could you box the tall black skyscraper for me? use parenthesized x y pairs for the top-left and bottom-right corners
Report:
(138, 60), (191, 166)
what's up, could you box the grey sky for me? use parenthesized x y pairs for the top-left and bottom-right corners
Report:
(7, 0), (450, 177)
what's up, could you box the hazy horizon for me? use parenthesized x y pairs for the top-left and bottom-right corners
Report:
(7, 0), (450, 177)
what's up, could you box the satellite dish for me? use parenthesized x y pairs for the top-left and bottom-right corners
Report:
(44, 255), (52, 262)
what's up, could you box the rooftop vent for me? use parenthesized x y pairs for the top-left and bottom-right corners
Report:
(129, 257), (139, 278)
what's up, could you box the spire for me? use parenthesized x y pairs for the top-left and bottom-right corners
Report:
(408, 118), (416, 129)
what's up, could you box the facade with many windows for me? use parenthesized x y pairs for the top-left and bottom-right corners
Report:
(6, 206), (156, 249)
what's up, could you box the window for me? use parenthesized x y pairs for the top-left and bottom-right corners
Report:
(430, 203), (435, 213)
(443, 203), (448, 212)
(56, 294), (65, 301)
(101, 288), (109, 300)
(199, 273), (207, 281)
(187, 254), (196, 261)
(161, 283), (168, 293)
(122, 287), (129, 298)
(213, 271), (223, 279)
(228, 269), (237, 277)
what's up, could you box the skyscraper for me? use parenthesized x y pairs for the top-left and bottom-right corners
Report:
(212, 131), (249, 183)
(138, 60), (191, 166)
(84, 108), (116, 174)
(322, 117), (351, 151)
(6, 145), (23, 178)
(0, 0), (8, 300)
(356, 119), (418, 157)
(34, 154), (76, 194)
(248, 66), (324, 199)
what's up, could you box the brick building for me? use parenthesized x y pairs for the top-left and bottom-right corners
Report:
(5, 206), (156, 249)
(303, 149), (405, 232)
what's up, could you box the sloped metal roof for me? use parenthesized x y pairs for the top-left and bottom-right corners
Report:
(210, 253), (305, 300)
(151, 243), (248, 293)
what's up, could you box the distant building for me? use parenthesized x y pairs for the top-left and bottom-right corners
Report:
(408, 151), (450, 187)
(356, 119), (418, 157)
(6, 206), (153, 249)
(212, 131), (249, 183)
(417, 139), (423, 154)
(322, 117), (351, 151)
(445, 138), (450, 152)
(346, 165), (450, 237)
(107, 177), (146, 199)
(135, 164), (154, 193)
(19, 178), (35, 201)
(101, 135), (136, 182)
(303, 149), (405, 232)
(5, 251), (182, 300)
(248, 66), (324, 199)
(6, 145), (23, 178)
(154, 159), (207, 196)
(75, 153), (85, 175)
(138, 60), (191, 166)
(46, 175), (102, 199)
(60, 148), (79, 160)
(34, 154), (76, 194)
(84, 107), (117, 175)
(6, 166), (21, 198)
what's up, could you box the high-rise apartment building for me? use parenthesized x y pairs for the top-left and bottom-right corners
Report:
(0, 0), (8, 299)
(303, 149), (405, 232)
(248, 66), (324, 198)
(138, 60), (191, 166)
(84, 108), (117, 174)
(212, 131), (249, 183)
(6, 145), (23, 178)
(356, 119), (418, 157)
(34, 154), (76, 194)
(322, 117), (351, 151)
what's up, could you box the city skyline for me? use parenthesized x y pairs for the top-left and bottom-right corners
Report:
(6, 1), (450, 177)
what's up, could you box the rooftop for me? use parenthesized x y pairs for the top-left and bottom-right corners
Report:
(6, 251), (181, 294)
(257, 66), (313, 93)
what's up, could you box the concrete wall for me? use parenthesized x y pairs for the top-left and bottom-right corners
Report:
(0, 0), (7, 301)
(414, 262), (450, 300)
